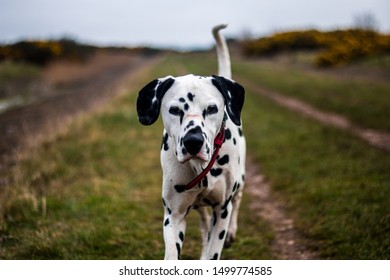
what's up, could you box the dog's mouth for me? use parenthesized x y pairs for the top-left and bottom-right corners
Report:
(179, 150), (209, 164)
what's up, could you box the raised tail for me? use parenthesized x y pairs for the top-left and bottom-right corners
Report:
(212, 24), (231, 79)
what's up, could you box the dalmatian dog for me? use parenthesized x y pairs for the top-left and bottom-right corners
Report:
(136, 24), (245, 260)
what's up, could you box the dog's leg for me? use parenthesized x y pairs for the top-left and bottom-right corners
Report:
(162, 204), (187, 260)
(197, 207), (210, 259)
(203, 201), (233, 260)
(225, 188), (243, 247)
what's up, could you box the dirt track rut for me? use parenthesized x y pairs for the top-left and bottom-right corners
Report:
(246, 158), (318, 259)
(0, 53), (160, 177)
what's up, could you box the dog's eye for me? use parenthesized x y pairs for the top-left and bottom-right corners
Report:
(169, 106), (181, 116)
(206, 105), (218, 115)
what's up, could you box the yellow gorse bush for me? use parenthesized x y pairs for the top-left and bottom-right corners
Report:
(243, 29), (390, 67)
(0, 39), (96, 65)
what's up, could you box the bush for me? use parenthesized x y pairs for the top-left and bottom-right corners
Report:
(242, 29), (390, 67)
(0, 39), (96, 66)
(243, 30), (327, 56)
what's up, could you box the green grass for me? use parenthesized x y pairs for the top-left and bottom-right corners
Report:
(233, 58), (390, 132)
(1, 52), (389, 260)
(243, 90), (390, 259)
(0, 61), (40, 83)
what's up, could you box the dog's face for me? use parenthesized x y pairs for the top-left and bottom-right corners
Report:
(161, 75), (225, 163)
(137, 74), (244, 163)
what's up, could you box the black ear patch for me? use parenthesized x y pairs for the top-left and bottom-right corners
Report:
(211, 75), (245, 126)
(137, 77), (175, 125)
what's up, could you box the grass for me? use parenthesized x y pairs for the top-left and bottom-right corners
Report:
(1, 52), (389, 259)
(243, 90), (390, 259)
(233, 56), (390, 132)
(0, 61), (40, 82)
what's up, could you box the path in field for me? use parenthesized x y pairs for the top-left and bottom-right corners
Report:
(238, 76), (390, 152)
(0, 53), (161, 180)
(245, 157), (318, 259)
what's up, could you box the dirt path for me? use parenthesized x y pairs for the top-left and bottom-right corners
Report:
(238, 77), (390, 152)
(0, 52), (162, 182)
(245, 158), (318, 259)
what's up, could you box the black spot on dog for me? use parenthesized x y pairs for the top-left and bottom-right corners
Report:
(217, 155), (229, 165)
(221, 209), (228, 219)
(179, 231), (184, 242)
(211, 253), (219, 260)
(242, 174), (245, 181)
(225, 128), (232, 140)
(232, 182), (238, 192)
(161, 133), (169, 151)
(174, 185), (186, 193)
(238, 127), (243, 137)
(167, 208), (172, 215)
(233, 138), (236, 145)
(164, 218), (170, 226)
(184, 103), (189, 111)
(185, 120), (195, 130)
(188, 92), (194, 101)
(179, 111), (184, 125)
(176, 243), (181, 259)
(202, 109), (207, 120)
(222, 195), (232, 210)
(210, 168), (222, 177)
(219, 230), (226, 240)
(179, 97), (185, 103)
(213, 211), (217, 226)
(202, 176), (208, 187)
(162, 198), (166, 207)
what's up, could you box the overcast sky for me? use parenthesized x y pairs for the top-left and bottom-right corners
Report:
(1, 0), (389, 49)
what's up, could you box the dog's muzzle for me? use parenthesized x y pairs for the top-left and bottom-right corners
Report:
(183, 127), (204, 156)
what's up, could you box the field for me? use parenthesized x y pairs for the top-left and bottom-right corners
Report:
(0, 50), (389, 259)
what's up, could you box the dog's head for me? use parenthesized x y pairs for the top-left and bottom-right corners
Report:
(137, 74), (244, 163)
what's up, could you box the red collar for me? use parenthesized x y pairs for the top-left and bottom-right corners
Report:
(184, 121), (226, 190)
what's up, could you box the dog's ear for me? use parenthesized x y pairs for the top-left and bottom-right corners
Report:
(137, 76), (175, 125)
(211, 75), (245, 126)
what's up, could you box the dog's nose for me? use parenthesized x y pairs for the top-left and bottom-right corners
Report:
(183, 127), (204, 155)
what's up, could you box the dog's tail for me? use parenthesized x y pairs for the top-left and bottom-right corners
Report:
(212, 24), (231, 79)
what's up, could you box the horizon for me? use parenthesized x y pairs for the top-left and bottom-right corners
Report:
(1, 0), (389, 50)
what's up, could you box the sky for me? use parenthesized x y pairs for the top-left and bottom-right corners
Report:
(1, 0), (389, 49)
